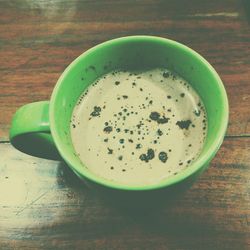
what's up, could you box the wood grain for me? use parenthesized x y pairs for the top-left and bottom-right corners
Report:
(1, 1), (250, 249)
(0, 137), (249, 250)
(0, 0), (250, 140)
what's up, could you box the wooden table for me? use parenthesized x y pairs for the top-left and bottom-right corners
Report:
(1, 1), (249, 249)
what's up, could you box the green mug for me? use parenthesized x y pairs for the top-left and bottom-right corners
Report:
(10, 36), (229, 207)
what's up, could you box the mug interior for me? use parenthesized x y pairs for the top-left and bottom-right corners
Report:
(50, 36), (228, 190)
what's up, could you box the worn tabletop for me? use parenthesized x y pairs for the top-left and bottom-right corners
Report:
(0, 0), (250, 249)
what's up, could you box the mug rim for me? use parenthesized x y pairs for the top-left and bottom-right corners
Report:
(50, 35), (229, 191)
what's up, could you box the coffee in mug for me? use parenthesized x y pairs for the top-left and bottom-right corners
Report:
(71, 68), (207, 186)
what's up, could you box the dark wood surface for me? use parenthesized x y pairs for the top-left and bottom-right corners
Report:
(0, 0), (249, 249)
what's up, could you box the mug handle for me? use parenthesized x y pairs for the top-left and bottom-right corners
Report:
(9, 101), (61, 160)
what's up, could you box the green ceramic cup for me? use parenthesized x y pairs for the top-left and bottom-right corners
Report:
(10, 36), (229, 206)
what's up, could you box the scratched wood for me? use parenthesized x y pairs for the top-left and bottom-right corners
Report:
(0, 138), (249, 250)
(0, 0), (250, 140)
(1, 1), (250, 249)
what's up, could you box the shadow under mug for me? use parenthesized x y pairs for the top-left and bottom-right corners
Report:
(9, 36), (229, 209)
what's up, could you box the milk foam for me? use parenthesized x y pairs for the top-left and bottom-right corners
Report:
(71, 69), (207, 186)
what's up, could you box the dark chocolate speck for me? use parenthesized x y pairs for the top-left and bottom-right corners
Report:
(157, 116), (169, 124)
(163, 72), (170, 78)
(157, 129), (163, 136)
(139, 154), (148, 162)
(149, 112), (160, 121)
(147, 149), (155, 160)
(176, 120), (192, 130)
(139, 148), (155, 162)
(158, 151), (168, 163)
(103, 126), (113, 133)
(107, 148), (113, 154)
(90, 106), (101, 117)
(194, 109), (201, 117)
